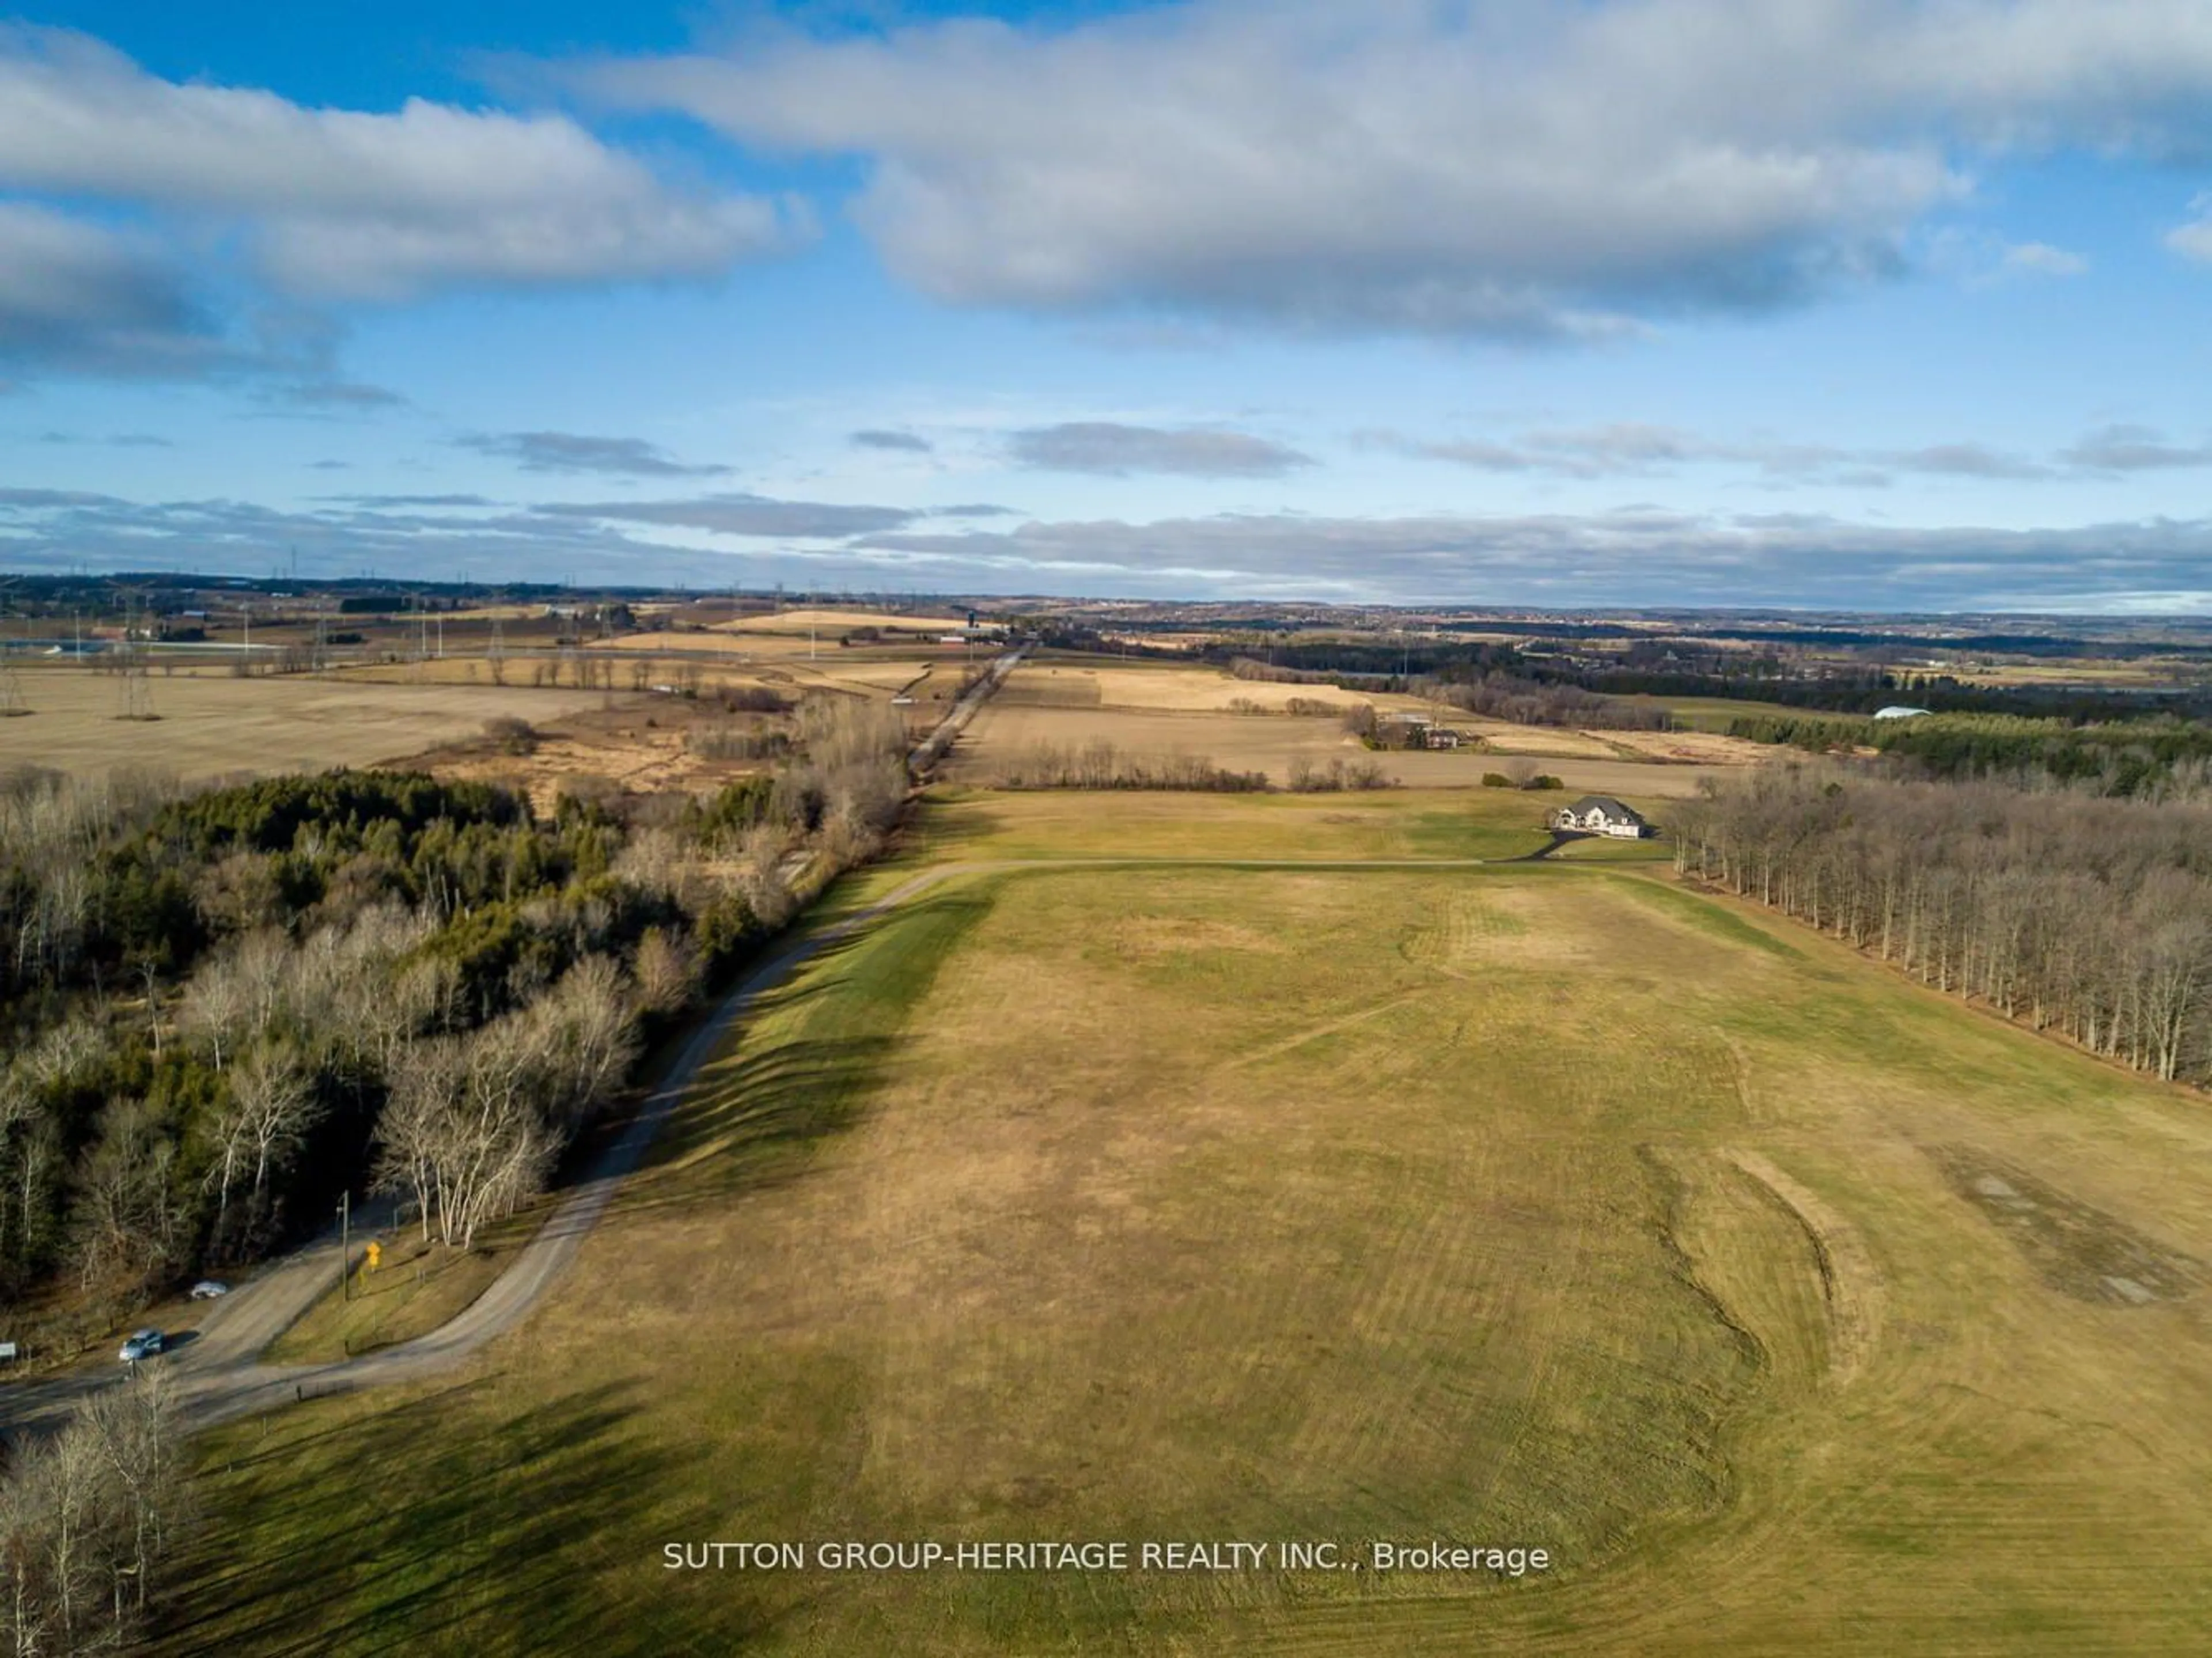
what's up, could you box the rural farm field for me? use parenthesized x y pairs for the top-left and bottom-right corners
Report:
(0, 664), (609, 780)
(146, 788), (2212, 1656)
(947, 659), (1749, 796)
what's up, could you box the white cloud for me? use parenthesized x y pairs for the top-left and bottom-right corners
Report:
(1008, 422), (1315, 477)
(536, 493), (919, 538)
(458, 431), (729, 477)
(7, 481), (2210, 610)
(0, 202), (222, 376)
(0, 25), (796, 305)
(1374, 420), (2051, 482)
(851, 507), (2212, 610)
(2168, 194), (2212, 263)
(573, 0), (2212, 337)
(2060, 423), (2212, 472)
(2001, 241), (2088, 276)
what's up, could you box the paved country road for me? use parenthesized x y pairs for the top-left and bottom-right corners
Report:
(1, 844), (1591, 1445)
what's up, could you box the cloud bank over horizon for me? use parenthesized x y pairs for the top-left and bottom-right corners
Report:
(3, 483), (2209, 614)
(2, 1), (2209, 613)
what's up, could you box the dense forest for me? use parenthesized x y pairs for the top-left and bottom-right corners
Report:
(0, 697), (909, 1333)
(1207, 638), (2205, 726)
(1726, 711), (2212, 795)
(1414, 671), (1672, 731)
(1673, 765), (2212, 1083)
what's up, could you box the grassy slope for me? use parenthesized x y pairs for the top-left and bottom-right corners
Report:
(901, 786), (1566, 862)
(149, 793), (2212, 1656)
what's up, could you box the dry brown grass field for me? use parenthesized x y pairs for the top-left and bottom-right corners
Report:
(412, 704), (735, 812)
(585, 632), (968, 702)
(586, 631), (772, 655)
(983, 660), (1765, 779)
(148, 788), (2212, 1655)
(713, 606), (973, 636)
(1005, 662), (1377, 714)
(0, 664), (609, 781)
(952, 697), (1734, 796)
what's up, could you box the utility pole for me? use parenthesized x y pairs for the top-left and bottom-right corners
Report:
(338, 1190), (350, 1303)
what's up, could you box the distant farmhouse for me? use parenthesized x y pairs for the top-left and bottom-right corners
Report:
(1873, 705), (1933, 720)
(1373, 711), (1469, 750)
(1551, 796), (1652, 839)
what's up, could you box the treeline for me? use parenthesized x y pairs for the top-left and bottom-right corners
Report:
(1415, 671), (1672, 731)
(1226, 656), (1397, 689)
(1673, 767), (2212, 1082)
(1285, 758), (1394, 793)
(980, 743), (1391, 794)
(1219, 640), (2208, 724)
(984, 743), (1269, 792)
(1727, 711), (2212, 796)
(1237, 657), (1666, 731)
(0, 1376), (182, 1652)
(0, 696), (911, 1325)
(1225, 696), (1344, 718)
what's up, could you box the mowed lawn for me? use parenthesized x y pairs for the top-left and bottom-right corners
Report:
(150, 796), (2212, 1655)
(897, 785), (1578, 862)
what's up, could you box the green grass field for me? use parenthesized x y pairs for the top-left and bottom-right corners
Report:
(1605, 693), (1810, 732)
(899, 785), (1616, 862)
(148, 791), (2212, 1655)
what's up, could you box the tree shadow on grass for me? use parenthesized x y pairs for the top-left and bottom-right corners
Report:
(896, 792), (1001, 858)
(150, 1376), (805, 1656)
(609, 887), (994, 1223)
(609, 1033), (907, 1224)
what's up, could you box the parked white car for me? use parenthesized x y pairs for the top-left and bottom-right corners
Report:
(189, 1280), (230, 1300)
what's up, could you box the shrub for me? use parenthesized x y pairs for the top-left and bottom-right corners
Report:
(484, 716), (538, 756)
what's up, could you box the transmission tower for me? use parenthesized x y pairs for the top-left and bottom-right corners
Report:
(117, 587), (154, 720)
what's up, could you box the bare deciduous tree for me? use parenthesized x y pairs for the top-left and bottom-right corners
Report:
(230, 1044), (320, 1220)
(1677, 764), (2212, 1086)
(0, 1370), (183, 1652)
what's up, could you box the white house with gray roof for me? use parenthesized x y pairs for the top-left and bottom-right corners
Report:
(1551, 796), (1651, 838)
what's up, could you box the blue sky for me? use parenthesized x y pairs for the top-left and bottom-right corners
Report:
(3, 1), (2212, 610)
